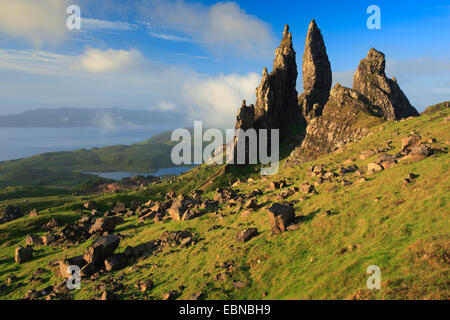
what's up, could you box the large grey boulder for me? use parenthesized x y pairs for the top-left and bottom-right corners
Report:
(84, 235), (120, 267)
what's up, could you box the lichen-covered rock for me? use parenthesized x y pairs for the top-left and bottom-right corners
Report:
(286, 84), (383, 166)
(300, 19), (332, 120)
(353, 48), (419, 120)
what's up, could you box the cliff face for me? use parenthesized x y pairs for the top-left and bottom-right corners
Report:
(285, 84), (383, 166)
(252, 25), (305, 142)
(353, 48), (419, 120)
(299, 20), (332, 121)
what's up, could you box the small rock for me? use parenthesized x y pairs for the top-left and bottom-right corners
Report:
(15, 246), (33, 264)
(101, 290), (116, 300)
(29, 208), (39, 217)
(236, 228), (258, 243)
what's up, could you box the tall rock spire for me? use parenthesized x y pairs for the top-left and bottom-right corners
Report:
(299, 19), (332, 121)
(353, 48), (419, 120)
(303, 19), (332, 92)
(252, 24), (305, 142)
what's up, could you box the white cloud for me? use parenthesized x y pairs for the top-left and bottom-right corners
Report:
(0, 47), (260, 127)
(0, 0), (70, 47)
(183, 73), (260, 128)
(0, 49), (72, 75)
(139, 0), (276, 58)
(154, 101), (177, 111)
(148, 31), (192, 42)
(81, 18), (139, 31)
(72, 48), (144, 73)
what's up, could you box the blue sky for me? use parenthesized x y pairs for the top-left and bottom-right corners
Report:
(0, 0), (448, 127)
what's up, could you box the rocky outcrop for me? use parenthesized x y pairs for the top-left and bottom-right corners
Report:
(251, 24), (305, 142)
(286, 84), (383, 166)
(353, 48), (419, 120)
(230, 25), (305, 164)
(299, 20), (332, 120)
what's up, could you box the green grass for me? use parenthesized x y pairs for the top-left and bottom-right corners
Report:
(0, 106), (449, 300)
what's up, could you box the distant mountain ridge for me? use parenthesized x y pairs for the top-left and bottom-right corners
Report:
(0, 107), (187, 128)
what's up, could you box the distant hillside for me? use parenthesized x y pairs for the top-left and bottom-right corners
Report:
(0, 107), (187, 128)
(0, 128), (196, 188)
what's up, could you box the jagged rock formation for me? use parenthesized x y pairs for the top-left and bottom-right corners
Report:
(235, 100), (255, 131)
(299, 20), (332, 121)
(353, 48), (419, 120)
(285, 84), (383, 166)
(230, 22), (419, 168)
(229, 24), (305, 164)
(251, 24), (305, 141)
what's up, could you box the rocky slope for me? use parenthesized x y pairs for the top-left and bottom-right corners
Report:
(0, 103), (448, 300)
(0, 19), (447, 301)
(285, 84), (383, 166)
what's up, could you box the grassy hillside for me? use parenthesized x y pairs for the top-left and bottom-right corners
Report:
(0, 129), (195, 188)
(0, 106), (448, 300)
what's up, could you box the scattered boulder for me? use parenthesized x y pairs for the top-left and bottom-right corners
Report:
(244, 199), (258, 210)
(15, 246), (33, 264)
(359, 149), (376, 160)
(88, 217), (123, 235)
(167, 197), (196, 221)
(29, 208), (39, 217)
(101, 290), (116, 300)
(162, 291), (178, 300)
(165, 190), (177, 200)
(267, 203), (295, 234)
(341, 180), (352, 187)
(25, 234), (43, 246)
(299, 182), (314, 194)
(104, 254), (127, 272)
(410, 144), (432, 162)
(83, 201), (97, 211)
(56, 255), (87, 278)
(368, 163), (383, 174)
(214, 188), (237, 202)
(236, 228), (258, 243)
(43, 218), (59, 231)
(84, 235), (120, 267)
(139, 280), (154, 292)
(113, 202), (126, 214)
(401, 134), (422, 152)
